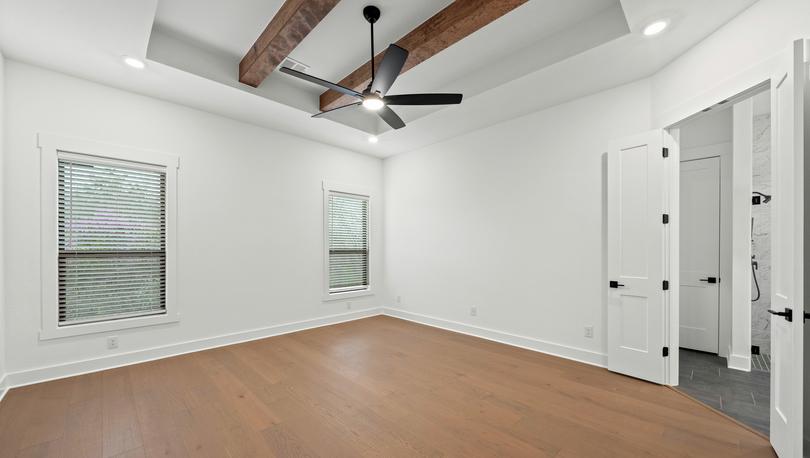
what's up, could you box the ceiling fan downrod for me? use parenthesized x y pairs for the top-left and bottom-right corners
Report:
(363, 5), (380, 88)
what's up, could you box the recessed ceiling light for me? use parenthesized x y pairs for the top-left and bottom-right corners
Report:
(368, 136), (379, 144)
(643, 20), (668, 36)
(123, 56), (145, 69)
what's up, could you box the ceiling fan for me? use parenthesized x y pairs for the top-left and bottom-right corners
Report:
(279, 5), (463, 130)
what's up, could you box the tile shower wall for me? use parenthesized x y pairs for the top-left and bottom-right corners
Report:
(751, 113), (771, 354)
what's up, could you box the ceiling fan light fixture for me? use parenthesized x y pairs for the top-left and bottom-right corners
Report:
(362, 96), (385, 111)
(279, 6), (462, 130)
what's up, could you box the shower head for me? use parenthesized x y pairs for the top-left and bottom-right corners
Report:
(752, 191), (772, 204)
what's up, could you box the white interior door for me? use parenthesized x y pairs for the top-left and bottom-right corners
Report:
(769, 39), (806, 458)
(607, 130), (670, 384)
(679, 157), (721, 353)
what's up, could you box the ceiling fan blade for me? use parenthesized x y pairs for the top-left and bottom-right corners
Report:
(279, 66), (362, 99)
(384, 93), (463, 106)
(378, 105), (406, 130)
(312, 101), (362, 118)
(370, 44), (408, 96)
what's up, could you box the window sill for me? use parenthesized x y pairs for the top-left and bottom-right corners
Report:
(322, 288), (374, 302)
(39, 312), (180, 340)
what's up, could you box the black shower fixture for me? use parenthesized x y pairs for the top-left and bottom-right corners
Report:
(752, 191), (772, 205)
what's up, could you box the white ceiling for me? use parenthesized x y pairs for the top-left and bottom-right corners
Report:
(150, 0), (626, 133)
(155, 0), (288, 58)
(0, 0), (759, 157)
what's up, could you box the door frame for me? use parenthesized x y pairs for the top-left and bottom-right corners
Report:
(665, 82), (775, 386)
(661, 40), (805, 455)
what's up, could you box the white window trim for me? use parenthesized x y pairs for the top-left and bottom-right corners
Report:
(322, 180), (373, 302)
(38, 134), (180, 340)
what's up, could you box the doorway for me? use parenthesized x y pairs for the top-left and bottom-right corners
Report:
(607, 40), (806, 456)
(673, 90), (772, 436)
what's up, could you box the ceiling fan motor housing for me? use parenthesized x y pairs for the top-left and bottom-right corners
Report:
(363, 6), (380, 24)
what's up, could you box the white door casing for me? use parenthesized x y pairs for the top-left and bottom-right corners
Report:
(679, 157), (721, 354)
(607, 130), (673, 384)
(769, 40), (805, 458)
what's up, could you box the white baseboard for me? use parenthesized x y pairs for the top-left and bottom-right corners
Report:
(4, 307), (382, 391)
(1, 306), (609, 402)
(728, 353), (752, 372)
(0, 374), (7, 404)
(382, 308), (607, 367)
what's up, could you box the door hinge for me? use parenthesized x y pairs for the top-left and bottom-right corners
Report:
(662, 147), (669, 158)
(663, 280), (669, 290)
(662, 214), (669, 224)
(663, 347), (669, 357)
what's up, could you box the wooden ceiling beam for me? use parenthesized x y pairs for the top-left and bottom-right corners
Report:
(319, 0), (527, 111)
(239, 0), (341, 88)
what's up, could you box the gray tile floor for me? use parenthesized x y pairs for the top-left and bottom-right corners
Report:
(752, 353), (772, 372)
(676, 349), (770, 435)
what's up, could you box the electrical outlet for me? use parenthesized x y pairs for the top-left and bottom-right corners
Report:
(584, 326), (594, 338)
(346, 302), (352, 310)
(470, 306), (477, 317)
(107, 336), (119, 349)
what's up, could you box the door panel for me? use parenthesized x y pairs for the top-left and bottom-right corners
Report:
(607, 130), (669, 384)
(620, 295), (649, 351)
(620, 145), (651, 277)
(679, 157), (721, 353)
(769, 39), (805, 458)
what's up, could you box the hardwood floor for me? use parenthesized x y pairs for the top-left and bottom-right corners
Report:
(0, 316), (775, 457)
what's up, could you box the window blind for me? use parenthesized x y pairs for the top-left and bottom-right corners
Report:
(58, 157), (167, 325)
(328, 192), (369, 292)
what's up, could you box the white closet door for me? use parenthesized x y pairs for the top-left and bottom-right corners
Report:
(679, 157), (721, 354)
(607, 130), (671, 384)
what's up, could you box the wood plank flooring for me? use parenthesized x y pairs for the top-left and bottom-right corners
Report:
(0, 316), (775, 457)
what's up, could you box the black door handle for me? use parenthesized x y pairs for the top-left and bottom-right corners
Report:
(609, 281), (625, 289)
(699, 277), (718, 284)
(768, 308), (793, 322)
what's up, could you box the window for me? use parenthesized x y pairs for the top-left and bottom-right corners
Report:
(323, 182), (371, 299)
(58, 158), (166, 325)
(39, 135), (178, 339)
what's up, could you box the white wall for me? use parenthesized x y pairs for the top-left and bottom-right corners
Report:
(730, 100), (755, 371)
(383, 80), (651, 364)
(750, 94), (772, 354)
(2, 61), (384, 382)
(383, 0), (810, 377)
(0, 50), (6, 397)
(678, 108), (733, 149)
(652, 0), (810, 127)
